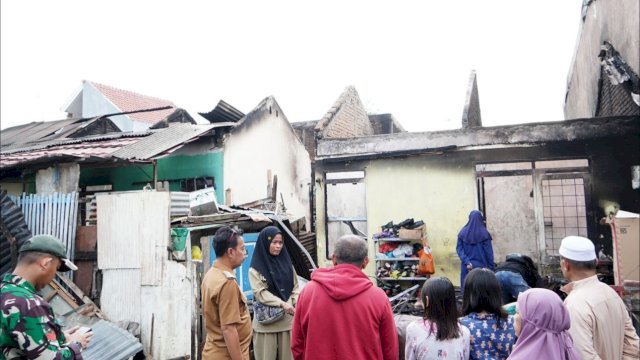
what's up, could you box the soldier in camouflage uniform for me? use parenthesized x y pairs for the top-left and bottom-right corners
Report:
(1, 234), (92, 359)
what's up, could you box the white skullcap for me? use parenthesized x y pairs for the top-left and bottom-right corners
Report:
(559, 236), (596, 261)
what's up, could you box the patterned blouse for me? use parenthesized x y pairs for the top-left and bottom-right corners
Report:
(459, 312), (516, 360)
(405, 319), (471, 360)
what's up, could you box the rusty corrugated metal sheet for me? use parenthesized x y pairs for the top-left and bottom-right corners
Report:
(0, 118), (79, 150)
(1, 123), (222, 169)
(0, 137), (141, 169)
(1, 131), (152, 155)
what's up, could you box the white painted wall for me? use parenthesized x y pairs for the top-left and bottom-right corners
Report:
(63, 82), (149, 131)
(223, 97), (312, 226)
(81, 82), (132, 131)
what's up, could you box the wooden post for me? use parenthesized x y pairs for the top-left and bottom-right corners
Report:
(225, 189), (232, 206)
(267, 169), (273, 198)
(153, 160), (158, 190)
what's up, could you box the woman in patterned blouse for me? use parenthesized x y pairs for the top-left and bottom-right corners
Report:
(405, 277), (471, 359)
(459, 269), (516, 360)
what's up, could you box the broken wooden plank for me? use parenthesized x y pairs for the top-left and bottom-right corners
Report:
(186, 213), (242, 223)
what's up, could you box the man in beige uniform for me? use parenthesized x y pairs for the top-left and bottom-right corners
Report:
(201, 226), (253, 360)
(559, 236), (639, 360)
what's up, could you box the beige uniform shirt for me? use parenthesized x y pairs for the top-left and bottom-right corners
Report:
(201, 262), (253, 360)
(562, 275), (640, 360)
(248, 267), (300, 333)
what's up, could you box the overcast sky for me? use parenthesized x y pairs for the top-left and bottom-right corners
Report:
(1, 0), (583, 132)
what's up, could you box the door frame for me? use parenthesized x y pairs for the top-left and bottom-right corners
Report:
(476, 160), (592, 264)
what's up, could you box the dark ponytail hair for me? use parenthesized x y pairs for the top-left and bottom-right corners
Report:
(421, 277), (461, 340)
(462, 268), (508, 319)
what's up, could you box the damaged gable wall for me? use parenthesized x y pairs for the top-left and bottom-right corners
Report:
(462, 71), (482, 128)
(223, 97), (312, 226)
(564, 0), (640, 118)
(317, 86), (374, 139)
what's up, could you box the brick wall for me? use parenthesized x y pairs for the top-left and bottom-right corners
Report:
(321, 87), (374, 139)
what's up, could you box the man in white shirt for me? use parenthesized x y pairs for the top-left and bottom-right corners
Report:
(559, 236), (639, 360)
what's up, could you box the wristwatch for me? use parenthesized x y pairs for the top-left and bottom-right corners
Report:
(72, 341), (83, 352)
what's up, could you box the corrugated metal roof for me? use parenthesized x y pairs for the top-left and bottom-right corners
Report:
(199, 99), (245, 123)
(0, 118), (81, 150)
(81, 319), (143, 360)
(1, 124), (220, 169)
(112, 124), (215, 160)
(1, 130), (152, 155)
(0, 137), (141, 169)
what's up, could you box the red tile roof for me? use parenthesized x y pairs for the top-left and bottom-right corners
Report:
(89, 81), (176, 124)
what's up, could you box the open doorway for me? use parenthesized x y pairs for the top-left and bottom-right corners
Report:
(476, 159), (591, 265)
(324, 171), (367, 259)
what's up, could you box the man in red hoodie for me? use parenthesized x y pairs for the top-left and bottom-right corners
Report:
(291, 235), (398, 360)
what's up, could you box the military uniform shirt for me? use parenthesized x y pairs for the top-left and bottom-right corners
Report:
(201, 262), (252, 360)
(0, 274), (82, 359)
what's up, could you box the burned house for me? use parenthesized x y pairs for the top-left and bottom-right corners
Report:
(313, 114), (639, 283)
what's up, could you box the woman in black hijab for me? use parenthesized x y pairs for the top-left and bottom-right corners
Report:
(249, 226), (299, 360)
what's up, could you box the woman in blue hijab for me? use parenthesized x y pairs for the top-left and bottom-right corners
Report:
(456, 210), (495, 289)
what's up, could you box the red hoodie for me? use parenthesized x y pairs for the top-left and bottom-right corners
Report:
(291, 264), (398, 360)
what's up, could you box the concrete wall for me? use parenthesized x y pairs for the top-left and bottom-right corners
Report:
(36, 163), (80, 195)
(0, 182), (23, 196)
(315, 155), (477, 284)
(224, 97), (312, 225)
(483, 175), (539, 262)
(564, 0), (640, 118)
(315, 133), (640, 286)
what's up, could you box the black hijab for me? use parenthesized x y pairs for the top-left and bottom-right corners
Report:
(250, 226), (294, 301)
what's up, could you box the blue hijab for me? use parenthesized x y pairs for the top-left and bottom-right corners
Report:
(250, 226), (294, 301)
(458, 210), (492, 244)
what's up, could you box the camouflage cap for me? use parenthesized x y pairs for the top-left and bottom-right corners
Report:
(19, 234), (78, 271)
